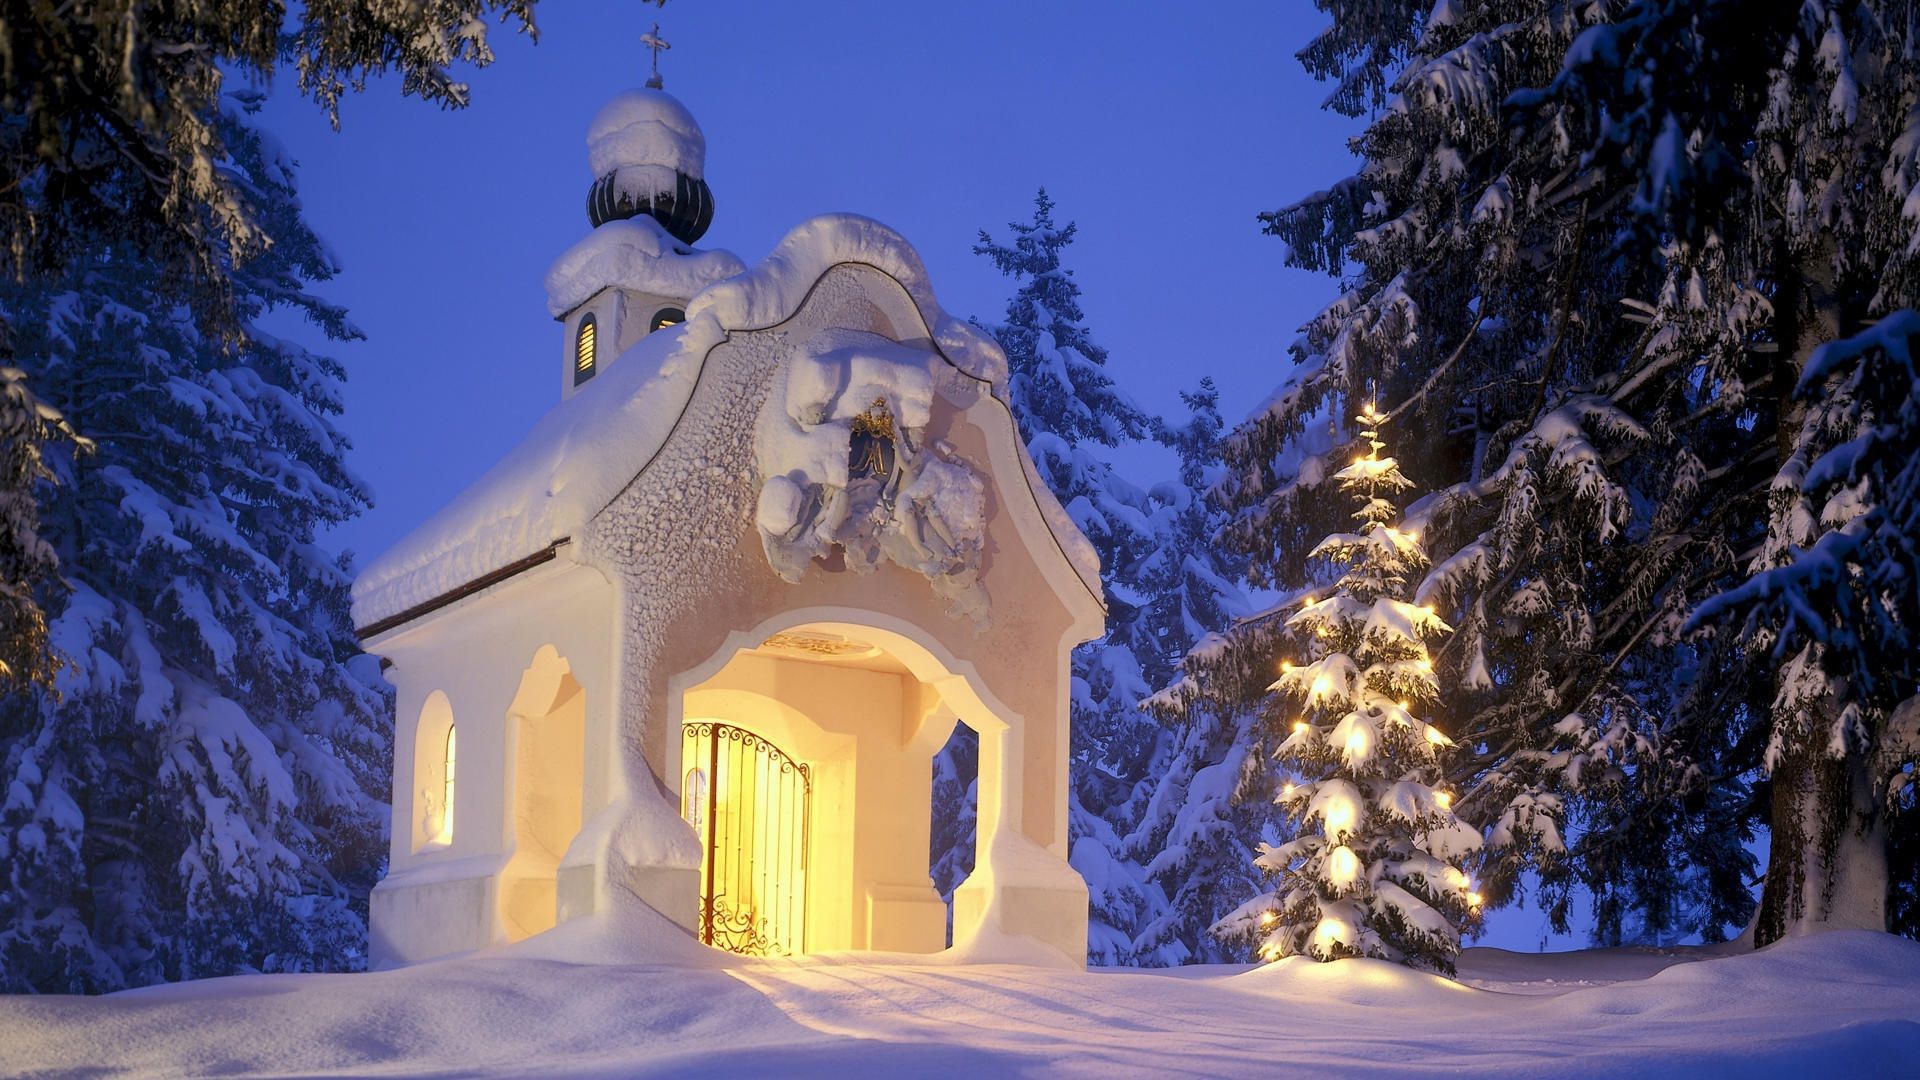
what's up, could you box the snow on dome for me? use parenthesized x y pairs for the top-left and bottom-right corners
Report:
(544, 215), (744, 318)
(587, 88), (705, 179)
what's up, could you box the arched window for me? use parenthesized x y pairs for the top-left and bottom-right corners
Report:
(436, 725), (457, 845)
(649, 307), (685, 333)
(574, 315), (598, 385)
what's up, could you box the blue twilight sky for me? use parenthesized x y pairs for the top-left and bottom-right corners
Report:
(260, 0), (1594, 952)
(259, 0), (1360, 564)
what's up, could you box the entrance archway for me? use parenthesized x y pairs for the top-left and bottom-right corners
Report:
(680, 721), (812, 956)
(669, 610), (1017, 957)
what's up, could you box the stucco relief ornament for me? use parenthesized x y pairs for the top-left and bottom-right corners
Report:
(753, 331), (991, 628)
(848, 398), (899, 484)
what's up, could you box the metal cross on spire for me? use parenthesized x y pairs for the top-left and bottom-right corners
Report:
(641, 22), (671, 89)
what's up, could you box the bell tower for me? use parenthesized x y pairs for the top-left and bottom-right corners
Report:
(554, 24), (735, 400)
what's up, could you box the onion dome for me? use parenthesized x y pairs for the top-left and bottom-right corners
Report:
(584, 88), (714, 243)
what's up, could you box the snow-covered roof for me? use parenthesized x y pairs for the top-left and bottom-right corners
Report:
(353, 213), (1096, 631)
(544, 216), (744, 318)
(587, 88), (705, 180)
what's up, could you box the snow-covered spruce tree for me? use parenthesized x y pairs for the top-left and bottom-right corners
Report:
(0, 102), (387, 992)
(0, 0), (536, 693)
(1218, 0), (1920, 945)
(1222, 403), (1480, 974)
(964, 189), (1166, 963)
(1126, 381), (1274, 966)
(1690, 312), (1920, 940)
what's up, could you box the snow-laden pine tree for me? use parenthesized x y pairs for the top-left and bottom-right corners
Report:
(1123, 381), (1279, 965)
(1215, 0), (1920, 945)
(1691, 312), (1920, 939)
(1216, 403), (1480, 974)
(0, 102), (387, 992)
(959, 189), (1166, 963)
(0, 0), (536, 694)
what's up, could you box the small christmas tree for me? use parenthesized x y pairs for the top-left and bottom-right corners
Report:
(1231, 402), (1481, 974)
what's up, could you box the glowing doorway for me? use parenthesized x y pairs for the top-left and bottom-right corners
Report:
(680, 721), (811, 956)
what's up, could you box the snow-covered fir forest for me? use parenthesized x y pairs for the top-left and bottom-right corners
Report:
(1, 0), (1918, 1074)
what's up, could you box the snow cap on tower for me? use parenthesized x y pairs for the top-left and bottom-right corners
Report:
(584, 86), (714, 243)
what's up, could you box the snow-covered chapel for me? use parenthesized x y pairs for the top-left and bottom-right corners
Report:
(351, 77), (1102, 967)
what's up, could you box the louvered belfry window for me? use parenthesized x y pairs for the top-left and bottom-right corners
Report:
(574, 315), (598, 385)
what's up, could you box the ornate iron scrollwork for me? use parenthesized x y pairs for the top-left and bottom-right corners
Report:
(681, 721), (812, 957)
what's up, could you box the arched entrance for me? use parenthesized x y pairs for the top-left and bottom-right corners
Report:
(680, 721), (812, 956)
(668, 611), (1014, 957)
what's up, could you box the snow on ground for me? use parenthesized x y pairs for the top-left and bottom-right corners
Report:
(3, 929), (1915, 1078)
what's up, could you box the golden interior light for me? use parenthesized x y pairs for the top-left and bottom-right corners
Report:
(436, 725), (457, 845)
(575, 316), (597, 382)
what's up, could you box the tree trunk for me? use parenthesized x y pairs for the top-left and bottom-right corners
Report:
(1752, 248), (1888, 947)
(1754, 746), (1889, 946)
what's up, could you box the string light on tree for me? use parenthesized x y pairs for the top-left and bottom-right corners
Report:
(1219, 399), (1483, 976)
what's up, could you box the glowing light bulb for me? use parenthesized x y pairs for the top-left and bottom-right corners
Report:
(1328, 845), (1360, 885)
(1316, 626), (1328, 638)
(1292, 721), (1309, 735)
(1436, 791), (1453, 809)
(1447, 867), (1469, 889)
(1425, 726), (1447, 745)
(1280, 660), (1294, 673)
(1313, 916), (1351, 954)
(1312, 676), (1332, 696)
(1405, 530), (1419, 542)
(1467, 891), (1484, 908)
(1421, 604), (1436, 616)
(1324, 796), (1357, 837)
(1282, 782), (1296, 798)
(1345, 727), (1370, 757)
(1416, 657), (1432, 672)
(1261, 911), (1279, 927)
(1397, 700), (1410, 711)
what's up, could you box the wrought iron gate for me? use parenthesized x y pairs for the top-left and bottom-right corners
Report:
(679, 721), (811, 956)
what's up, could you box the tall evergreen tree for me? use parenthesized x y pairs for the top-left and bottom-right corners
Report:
(0, 103), (386, 992)
(0, 0), (538, 692)
(1208, 0), (1919, 945)
(1127, 381), (1277, 965)
(1216, 402), (1481, 973)
(957, 189), (1165, 963)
